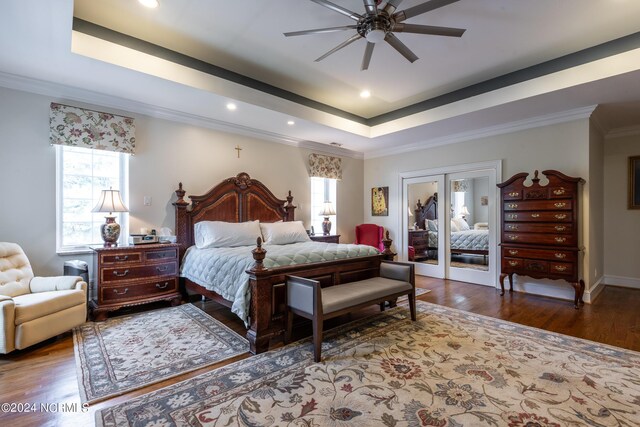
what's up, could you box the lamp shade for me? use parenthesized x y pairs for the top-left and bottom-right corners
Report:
(407, 206), (414, 217)
(319, 201), (336, 216)
(92, 189), (129, 214)
(460, 205), (470, 216)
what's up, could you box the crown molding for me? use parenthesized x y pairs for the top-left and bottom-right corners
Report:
(605, 125), (640, 139)
(0, 71), (362, 159)
(364, 105), (597, 159)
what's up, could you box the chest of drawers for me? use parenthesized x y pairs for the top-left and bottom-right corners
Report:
(91, 243), (181, 320)
(497, 170), (585, 308)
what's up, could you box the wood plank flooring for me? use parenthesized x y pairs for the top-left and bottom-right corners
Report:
(0, 278), (638, 427)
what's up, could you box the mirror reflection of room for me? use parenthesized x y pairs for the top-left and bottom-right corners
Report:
(407, 181), (439, 265)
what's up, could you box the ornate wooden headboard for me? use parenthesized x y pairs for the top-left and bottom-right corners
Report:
(173, 172), (296, 259)
(415, 193), (437, 230)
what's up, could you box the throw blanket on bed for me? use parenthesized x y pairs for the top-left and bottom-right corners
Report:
(181, 242), (380, 325)
(428, 229), (489, 251)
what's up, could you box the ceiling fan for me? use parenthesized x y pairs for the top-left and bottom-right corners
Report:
(284, 0), (466, 70)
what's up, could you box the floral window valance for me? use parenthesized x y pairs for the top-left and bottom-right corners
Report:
(309, 153), (342, 180)
(49, 103), (136, 154)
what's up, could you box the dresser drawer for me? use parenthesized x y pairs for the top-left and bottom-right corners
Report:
(502, 247), (576, 262)
(502, 257), (523, 271)
(503, 233), (576, 246)
(548, 186), (572, 199)
(503, 200), (572, 211)
(504, 211), (572, 222)
(100, 251), (142, 264)
(549, 262), (574, 276)
(504, 223), (573, 234)
(502, 189), (523, 200)
(523, 259), (548, 274)
(146, 247), (178, 261)
(100, 278), (178, 303)
(101, 261), (178, 283)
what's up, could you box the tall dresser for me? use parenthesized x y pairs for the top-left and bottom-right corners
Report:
(497, 170), (585, 308)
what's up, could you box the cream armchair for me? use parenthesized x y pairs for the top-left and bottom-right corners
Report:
(0, 242), (87, 353)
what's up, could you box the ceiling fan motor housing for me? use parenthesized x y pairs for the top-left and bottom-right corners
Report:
(358, 13), (392, 43)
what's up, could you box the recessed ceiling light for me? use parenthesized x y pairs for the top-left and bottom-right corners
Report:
(138, 0), (159, 8)
(360, 90), (371, 99)
(287, 120), (295, 125)
(226, 103), (237, 111)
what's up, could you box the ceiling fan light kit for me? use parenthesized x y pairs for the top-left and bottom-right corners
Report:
(285, 0), (466, 70)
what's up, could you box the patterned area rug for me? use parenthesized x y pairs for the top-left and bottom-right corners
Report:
(96, 301), (640, 427)
(74, 304), (248, 404)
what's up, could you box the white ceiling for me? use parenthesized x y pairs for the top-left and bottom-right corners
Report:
(1, 0), (640, 157)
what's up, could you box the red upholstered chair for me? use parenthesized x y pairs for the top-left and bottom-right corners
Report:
(355, 224), (385, 252)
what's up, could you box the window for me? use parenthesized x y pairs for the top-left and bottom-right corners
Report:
(310, 177), (337, 234)
(56, 146), (129, 253)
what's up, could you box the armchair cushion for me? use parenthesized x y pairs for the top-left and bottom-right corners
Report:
(14, 290), (85, 325)
(0, 242), (33, 297)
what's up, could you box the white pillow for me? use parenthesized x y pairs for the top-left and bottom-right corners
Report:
(260, 221), (311, 245)
(452, 217), (470, 231)
(450, 220), (459, 232)
(426, 219), (438, 232)
(194, 220), (262, 249)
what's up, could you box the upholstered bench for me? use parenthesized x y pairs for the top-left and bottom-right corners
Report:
(285, 261), (416, 362)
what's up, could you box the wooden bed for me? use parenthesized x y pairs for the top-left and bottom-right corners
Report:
(174, 172), (393, 354)
(415, 193), (489, 258)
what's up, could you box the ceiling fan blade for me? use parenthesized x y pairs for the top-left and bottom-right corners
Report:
(361, 42), (375, 70)
(394, 0), (460, 23)
(384, 33), (418, 63)
(310, 0), (362, 21)
(315, 33), (363, 62)
(363, 0), (378, 15)
(383, 0), (404, 15)
(393, 23), (465, 37)
(284, 25), (358, 37)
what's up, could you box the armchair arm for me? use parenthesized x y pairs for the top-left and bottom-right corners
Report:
(286, 275), (320, 316)
(30, 276), (85, 293)
(380, 261), (415, 287)
(0, 297), (16, 354)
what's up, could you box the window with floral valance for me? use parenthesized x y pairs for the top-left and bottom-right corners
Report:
(308, 153), (342, 180)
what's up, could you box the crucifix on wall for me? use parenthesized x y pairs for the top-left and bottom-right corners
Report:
(235, 145), (242, 158)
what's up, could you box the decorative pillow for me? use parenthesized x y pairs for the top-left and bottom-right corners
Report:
(426, 219), (438, 232)
(452, 217), (470, 231)
(450, 220), (460, 232)
(474, 222), (489, 230)
(194, 220), (262, 249)
(260, 221), (311, 245)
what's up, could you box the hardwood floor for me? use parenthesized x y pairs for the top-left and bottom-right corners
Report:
(1, 278), (638, 426)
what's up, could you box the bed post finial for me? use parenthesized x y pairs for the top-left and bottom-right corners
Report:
(532, 170), (540, 184)
(284, 190), (296, 221)
(251, 237), (267, 271)
(175, 182), (188, 206)
(382, 230), (396, 261)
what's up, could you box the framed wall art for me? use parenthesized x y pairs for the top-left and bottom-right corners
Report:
(629, 155), (640, 209)
(371, 186), (389, 216)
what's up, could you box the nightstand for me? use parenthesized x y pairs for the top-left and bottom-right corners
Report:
(91, 243), (181, 321)
(310, 234), (340, 243)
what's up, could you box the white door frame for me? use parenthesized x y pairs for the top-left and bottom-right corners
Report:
(398, 160), (502, 289)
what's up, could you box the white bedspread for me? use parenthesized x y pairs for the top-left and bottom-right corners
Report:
(180, 242), (380, 325)
(428, 229), (489, 251)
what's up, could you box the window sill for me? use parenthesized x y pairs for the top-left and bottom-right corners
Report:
(57, 247), (94, 256)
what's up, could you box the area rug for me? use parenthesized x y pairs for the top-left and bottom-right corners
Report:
(95, 301), (640, 426)
(398, 286), (430, 302)
(74, 304), (248, 404)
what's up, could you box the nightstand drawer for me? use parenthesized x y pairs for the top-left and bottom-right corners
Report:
(100, 278), (178, 303)
(101, 261), (178, 283)
(146, 247), (178, 261)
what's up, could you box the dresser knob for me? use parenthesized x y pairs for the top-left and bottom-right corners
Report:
(555, 214), (567, 220)
(554, 202), (566, 208)
(555, 237), (567, 243)
(156, 282), (169, 289)
(554, 253), (567, 259)
(156, 265), (169, 273)
(112, 288), (128, 295)
(553, 188), (566, 195)
(554, 265), (567, 272)
(555, 226), (566, 231)
(508, 214), (518, 219)
(509, 235), (519, 241)
(507, 203), (518, 208)
(113, 269), (129, 277)
(508, 192), (519, 197)
(508, 225), (519, 231)
(508, 261), (518, 266)
(508, 250), (519, 255)
(115, 255), (129, 261)
(531, 213), (540, 218)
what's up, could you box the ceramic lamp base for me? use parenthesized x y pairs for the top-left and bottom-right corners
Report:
(101, 216), (121, 247)
(322, 217), (332, 235)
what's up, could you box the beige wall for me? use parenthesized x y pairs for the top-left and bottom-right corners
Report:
(0, 86), (364, 277)
(604, 132), (640, 286)
(587, 120), (605, 293)
(364, 119), (594, 299)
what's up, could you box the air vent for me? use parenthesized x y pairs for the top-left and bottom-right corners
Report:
(330, 142), (343, 147)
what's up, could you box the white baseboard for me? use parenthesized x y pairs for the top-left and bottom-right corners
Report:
(603, 275), (640, 289)
(583, 276), (604, 303)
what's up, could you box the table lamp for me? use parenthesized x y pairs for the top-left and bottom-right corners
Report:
(319, 201), (336, 235)
(92, 188), (129, 247)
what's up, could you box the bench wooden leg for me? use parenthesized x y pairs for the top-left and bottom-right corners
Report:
(379, 302), (385, 312)
(312, 314), (323, 363)
(408, 292), (417, 321)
